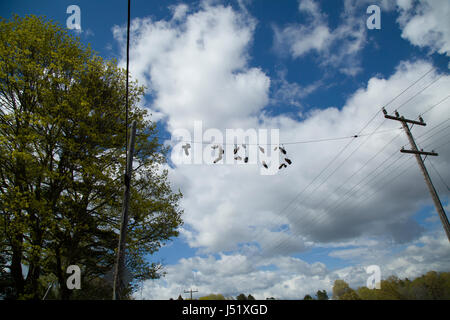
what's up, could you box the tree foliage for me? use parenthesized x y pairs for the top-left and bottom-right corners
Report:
(333, 272), (450, 300)
(236, 293), (256, 300)
(199, 293), (226, 300)
(0, 15), (183, 299)
(316, 289), (328, 300)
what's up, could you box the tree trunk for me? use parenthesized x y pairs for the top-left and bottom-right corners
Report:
(10, 234), (24, 298)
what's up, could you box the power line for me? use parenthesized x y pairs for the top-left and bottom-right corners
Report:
(268, 95), (435, 253)
(289, 141), (411, 241)
(382, 67), (435, 112)
(419, 94), (450, 117)
(427, 158), (450, 192)
(261, 119), (394, 255)
(277, 72), (444, 228)
(301, 73), (446, 217)
(329, 137), (449, 220)
(256, 70), (445, 255)
(298, 87), (450, 216)
(329, 138), (447, 214)
(170, 128), (400, 146)
(415, 118), (450, 140)
(416, 125), (450, 146)
(409, 94), (449, 132)
(322, 145), (406, 214)
(430, 138), (450, 150)
(351, 155), (416, 207)
(395, 74), (444, 112)
(294, 119), (389, 210)
(240, 66), (441, 258)
(312, 124), (405, 212)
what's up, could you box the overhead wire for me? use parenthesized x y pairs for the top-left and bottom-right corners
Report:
(170, 127), (400, 146)
(322, 141), (406, 214)
(351, 155), (416, 208)
(382, 66), (435, 112)
(394, 73), (444, 112)
(213, 66), (443, 260)
(419, 94), (450, 117)
(307, 126), (450, 245)
(415, 125), (450, 146)
(258, 67), (445, 256)
(415, 117), (450, 141)
(303, 92), (449, 219)
(427, 158), (450, 193)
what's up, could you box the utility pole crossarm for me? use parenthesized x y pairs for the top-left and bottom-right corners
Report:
(384, 114), (427, 126)
(184, 289), (198, 300)
(400, 149), (438, 156)
(382, 108), (426, 126)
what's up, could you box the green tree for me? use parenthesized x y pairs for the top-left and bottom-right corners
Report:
(316, 289), (328, 300)
(247, 294), (255, 300)
(409, 271), (450, 300)
(0, 15), (183, 299)
(236, 293), (248, 300)
(332, 280), (360, 300)
(335, 272), (450, 300)
(339, 289), (360, 300)
(303, 294), (314, 300)
(376, 276), (405, 300)
(199, 294), (226, 300)
(356, 286), (380, 300)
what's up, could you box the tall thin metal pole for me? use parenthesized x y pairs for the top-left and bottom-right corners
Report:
(113, 120), (137, 299)
(42, 282), (53, 300)
(125, 0), (130, 157)
(113, 0), (132, 300)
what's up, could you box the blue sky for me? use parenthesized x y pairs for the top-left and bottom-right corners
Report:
(2, 0), (450, 299)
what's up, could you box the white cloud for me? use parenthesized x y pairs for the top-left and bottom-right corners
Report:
(170, 3), (189, 21)
(112, 1), (450, 300)
(137, 231), (450, 300)
(162, 59), (450, 257)
(271, 69), (323, 108)
(273, 0), (368, 75)
(273, 0), (331, 58)
(113, 3), (270, 131)
(396, 0), (450, 57)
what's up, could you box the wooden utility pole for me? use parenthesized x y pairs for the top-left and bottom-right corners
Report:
(384, 109), (450, 242)
(184, 289), (198, 300)
(113, 120), (137, 300)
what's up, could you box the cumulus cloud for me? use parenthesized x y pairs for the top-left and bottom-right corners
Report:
(113, 2), (270, 131)
(112, 1), (450, 300)
(161, 59), (450, 258)
(273, 0), (368, 75)
(396, 0), (450, 58)
(137, 231), (450, 300)
(271, 76), (322, 109)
